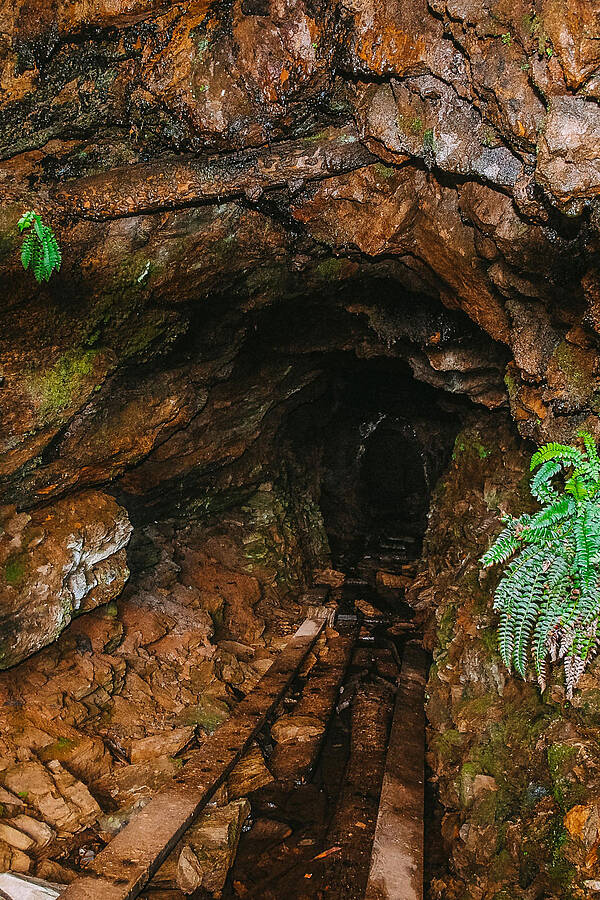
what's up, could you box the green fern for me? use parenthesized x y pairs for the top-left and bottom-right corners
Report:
(18, 210), (61, 283)
(481, 431), (600, 697)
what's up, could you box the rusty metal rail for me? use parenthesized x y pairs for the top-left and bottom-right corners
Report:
(60, 618), (326, 900)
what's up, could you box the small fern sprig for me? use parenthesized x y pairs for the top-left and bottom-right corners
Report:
(18, 210), (61, 283)
(481, 430), (600, 698)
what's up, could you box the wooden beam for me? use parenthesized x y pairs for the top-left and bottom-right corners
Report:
(53, 126), (376, 220)
(59, 618), (325, 900)
(365, 640), (427, 900)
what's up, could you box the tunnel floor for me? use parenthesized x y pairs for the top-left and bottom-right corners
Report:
(131, 537), (426, 900)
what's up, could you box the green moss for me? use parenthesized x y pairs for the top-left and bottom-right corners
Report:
(373, 163), (397, 179)
(5, 553), (26, 586)
(459, 761), (478, 805)
(546, 818), (577, 895)
(184, 696), (230, 734)
(472, 790), (500, 825)
(551, 340), (593, 400)
(122, 312), (177, 359)
(303, 130), (328, 143)
(29, 348), (98, 416)
(423, 128), (435, 151)
(452, 432), (492, 461)
(547, 743), (584, 809)
(38, 736), (76, 764)
(186, 486), (254, 521)
(315, 257), (347, 281)
(430, 728), (465, 765)
(480, 627), (500, 655)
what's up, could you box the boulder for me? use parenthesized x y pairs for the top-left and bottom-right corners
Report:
(0, 493), (132, 668)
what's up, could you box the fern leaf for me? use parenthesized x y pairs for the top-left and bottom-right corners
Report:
(480, 519), (520, 568)
(530, 459), (562, 502)
(530, 442), (585, 472)
(581, 431), (600, 482)
(18, 210), (61, 282)
(20, 234), (35, 269)
(512, 562), (546, 677)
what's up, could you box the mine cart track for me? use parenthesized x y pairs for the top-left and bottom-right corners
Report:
(60, 618), (328, 900)
(57, 613), (426, 900)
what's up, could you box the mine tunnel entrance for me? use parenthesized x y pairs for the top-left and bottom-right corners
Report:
(0, 274), (504, 899)
(314, 359), (461, 575)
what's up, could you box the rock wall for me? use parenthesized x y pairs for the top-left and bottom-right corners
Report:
(2, 0), (600, 480)
(411, 415), (600, 900)
(3, 2), (600, 893)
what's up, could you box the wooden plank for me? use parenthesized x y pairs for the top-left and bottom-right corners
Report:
(59, 618), (325, 900)
(365, 640), (427, 900)
(316, 647), (398, 898)
(269, 626), (357, 784)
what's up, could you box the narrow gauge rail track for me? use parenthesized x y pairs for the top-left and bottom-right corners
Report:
(13, 608), (426, 900)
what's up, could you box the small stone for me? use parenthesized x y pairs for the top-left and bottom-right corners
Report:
(0, 822), (34, 852)
(313, 568), (346, 588)
(565, 804), (599, 848)
(36, 859), (77, 884)
(128, 725), (196, 763)
(152, 799), (250, 894)
(0, 840), (31, 873)
(248, 818), (292, 843)
(10, 815), (56, 849)
(472, 775), (498, 800)
(228, 745), (273, 798)
(271, 715), (325, 745)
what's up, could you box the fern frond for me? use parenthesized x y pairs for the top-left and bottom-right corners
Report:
(530, 442), (585, 472)
(530, 459), (562, 503)
(482, 431), (600, 698)
(581, 431), (600, 481)
(480, 518), (520, 568)
(18, 210), (61, 283)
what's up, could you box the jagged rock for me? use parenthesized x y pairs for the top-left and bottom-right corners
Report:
(537, 95), (600, 209)
(0, 493), (132, 668)
(3, 760), (100, 834)
(152, 799), (251, 894)
(227, 745), (274, 799)
(0, 841), (31, 873)
(127, 726), (196, 764)
(35, 860), (76, 884)
(90, 757), (182, 809)
(8, 815), (55, 850)
(271, 714), (325, 745)
(0, 822), (35, 852)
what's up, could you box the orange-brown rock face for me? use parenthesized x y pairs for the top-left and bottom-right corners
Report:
(2, 1), (600, 892)
(0, 492), (132, 668)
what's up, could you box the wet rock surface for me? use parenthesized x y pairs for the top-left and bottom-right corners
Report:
(0, 492), (132, 668)
(3, 1), (600, 897)
(410, 415), (600, 899)
(0, 517), (313, 882)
